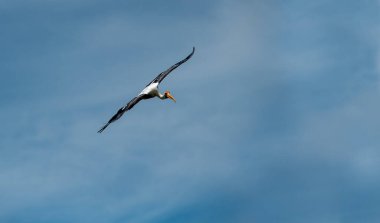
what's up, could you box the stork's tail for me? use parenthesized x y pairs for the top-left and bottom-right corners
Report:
(98, 122), (110, 133)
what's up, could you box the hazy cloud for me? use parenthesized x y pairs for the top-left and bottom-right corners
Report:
(0, 0), (379, 222)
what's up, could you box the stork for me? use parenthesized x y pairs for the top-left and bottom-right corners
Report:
(98, 47), (195, 133)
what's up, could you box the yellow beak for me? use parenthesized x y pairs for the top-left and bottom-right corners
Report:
(167, 93), (176, 103)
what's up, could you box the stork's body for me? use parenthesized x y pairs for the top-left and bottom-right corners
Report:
(98, 47), (194, 133)
(139, 83), (160, 99)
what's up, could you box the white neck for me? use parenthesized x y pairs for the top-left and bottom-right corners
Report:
(158, 92), (166, 100)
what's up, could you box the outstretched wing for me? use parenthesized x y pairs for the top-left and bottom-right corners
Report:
(98, 95), (145, 133)
(146, 47), (195, 87)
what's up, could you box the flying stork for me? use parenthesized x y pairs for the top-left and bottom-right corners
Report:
(98, 47), (195, 133)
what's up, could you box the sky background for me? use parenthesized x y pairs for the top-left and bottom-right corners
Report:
(1, 0), (380, 222)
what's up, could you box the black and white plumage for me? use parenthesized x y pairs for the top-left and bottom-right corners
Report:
(98, 47), (195, 133)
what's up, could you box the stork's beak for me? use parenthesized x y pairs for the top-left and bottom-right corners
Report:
(167, 92), (176, 103)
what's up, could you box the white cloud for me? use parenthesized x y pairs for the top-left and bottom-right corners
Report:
(1, 0), (380, 222)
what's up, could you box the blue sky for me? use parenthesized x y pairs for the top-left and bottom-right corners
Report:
(1, 0), (380, 222)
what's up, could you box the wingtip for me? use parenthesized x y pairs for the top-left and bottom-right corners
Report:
(97, 123), (110, 133)
(188, 47), (195, 58)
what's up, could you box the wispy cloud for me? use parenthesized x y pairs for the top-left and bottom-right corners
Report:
(0, 0), (379, 222)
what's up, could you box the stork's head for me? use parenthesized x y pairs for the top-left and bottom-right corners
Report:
(164, 91), (176, 103)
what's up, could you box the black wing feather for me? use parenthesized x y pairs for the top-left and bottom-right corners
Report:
(97, 95), (145, 133)
(146, 47), (195, 87)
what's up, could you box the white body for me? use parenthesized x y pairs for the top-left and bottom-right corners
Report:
(139, 82), (161, 97)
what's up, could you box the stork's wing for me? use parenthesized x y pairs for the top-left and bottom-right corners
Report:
(146, 47), (195, 87)
(98, 95), (145, 133)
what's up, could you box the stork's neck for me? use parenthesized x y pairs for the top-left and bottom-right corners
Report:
(158, 92), (166, 100)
